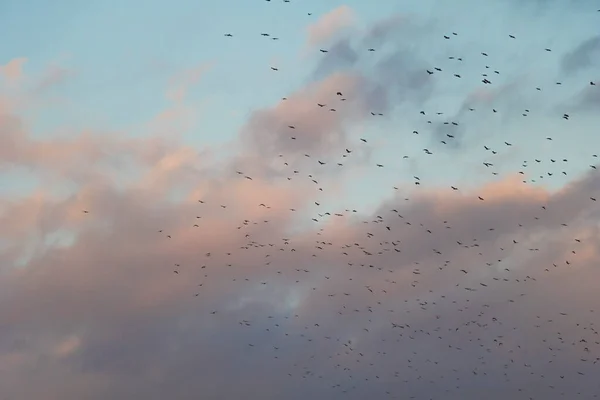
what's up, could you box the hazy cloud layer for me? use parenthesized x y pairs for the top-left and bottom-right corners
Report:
(2, 1), (600, 399)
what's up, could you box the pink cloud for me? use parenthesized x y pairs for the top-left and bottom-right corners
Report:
(0, 101), (203, 187)
(241, 72), (372, 161)
(306, 6), (356, 47)
(165, 63), (213, 103)
(0, 58), (27, 83)
(2, 154), (600, 398)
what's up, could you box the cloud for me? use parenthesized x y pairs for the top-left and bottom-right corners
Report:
(3, 156), (600, 399)
(240, 13), (438, 167)
(240, 72), (371, 161)
(306, 6), (356, 47)
(0, 112), (125, 180)
(2, 62), (600, 396)
(0, 58), (27, 83)
(561, 35), (600, 74)
(2, 2), (600, 399)
(166, 63), (213, 103)
(35, 64), (76, 92)
(309, 14), (437, 116)
(0, 97), (206, 186)
(53, 335), (82, 358)
(569, 79), (600, 112)
(428, 79), (526, 149)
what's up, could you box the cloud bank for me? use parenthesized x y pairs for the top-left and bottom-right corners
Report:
(2, 1), (600, 399)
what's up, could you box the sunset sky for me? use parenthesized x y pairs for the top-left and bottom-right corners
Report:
(1, 0), (600, 399)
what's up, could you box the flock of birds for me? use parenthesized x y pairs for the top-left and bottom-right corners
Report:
(84, 3), (600, 399)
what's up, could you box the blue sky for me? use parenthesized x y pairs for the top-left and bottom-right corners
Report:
(1, 0), (598, 205)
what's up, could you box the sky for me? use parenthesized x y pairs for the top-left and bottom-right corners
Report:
(1, 0), (600, 399)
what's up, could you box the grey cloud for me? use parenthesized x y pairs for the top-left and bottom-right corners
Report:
(429, 78), (534, 150)
(239, 14), (438, 164)
(561, 79), (600, 113)
(374, 49), (435, 106)
(561, 35), (600, 74)
(3, 160), (600, 398)
(311, 38), (359, 80)
(576, 80), (600, 110)
(239, 71), (371, 163)
(311, 15), (437, 115)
